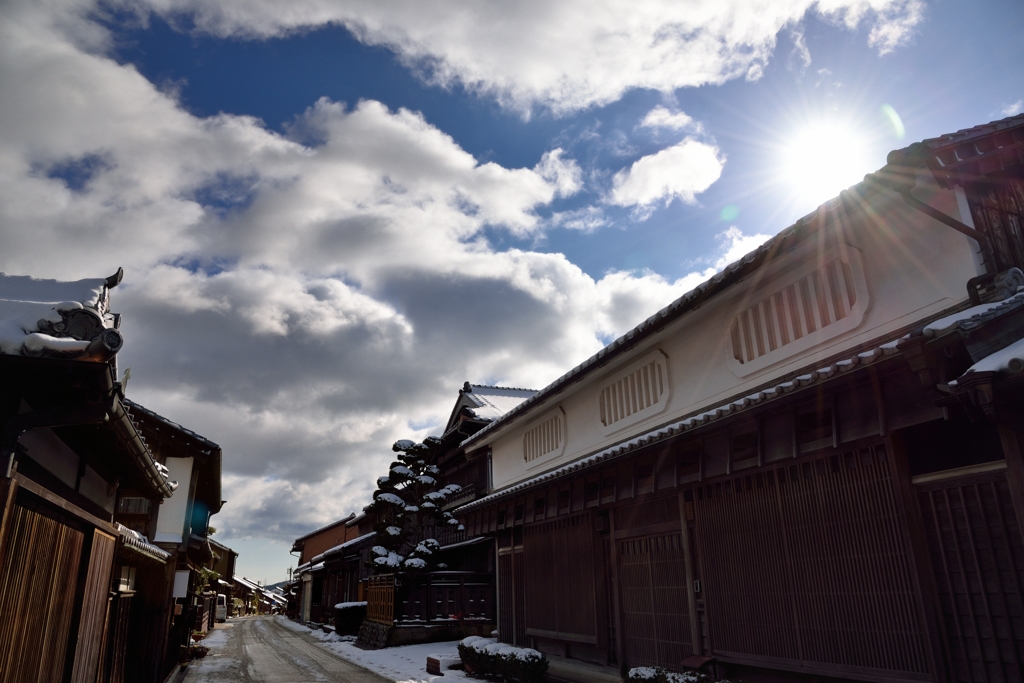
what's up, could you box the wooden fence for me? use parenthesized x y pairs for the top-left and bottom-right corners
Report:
(365, 572), (493, 625)
(366, 575), (396, 624)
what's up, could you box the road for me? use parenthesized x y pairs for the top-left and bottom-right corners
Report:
(183, 616), (391, 682)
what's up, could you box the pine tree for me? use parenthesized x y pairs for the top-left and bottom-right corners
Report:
(364, 436), (464, 572)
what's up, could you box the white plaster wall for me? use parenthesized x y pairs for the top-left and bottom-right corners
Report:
(486, 185), (981, 490)
(155, 456), (193, 543)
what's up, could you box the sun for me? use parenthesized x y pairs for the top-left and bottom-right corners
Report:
(780, 119), (877, 210)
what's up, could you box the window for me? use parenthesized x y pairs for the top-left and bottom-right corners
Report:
(730, 427), (759, 471)
(797, 404), (834, 453)
(523, 410), (566, 463)
(600, 360), (666, 427)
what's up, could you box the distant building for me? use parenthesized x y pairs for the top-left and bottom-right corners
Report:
(291, 383), (534, 642)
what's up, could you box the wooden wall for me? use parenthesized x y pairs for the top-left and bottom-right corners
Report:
(917, 470), (1024, 683)
(0, 502), (83, 683)
(70, 529), (117, 683)
(693, 441), (930, 679)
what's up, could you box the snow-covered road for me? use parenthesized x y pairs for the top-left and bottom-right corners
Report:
(182, 616), (391, 682)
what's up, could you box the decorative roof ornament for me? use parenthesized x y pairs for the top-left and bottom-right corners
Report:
(0, 268), (125, 361)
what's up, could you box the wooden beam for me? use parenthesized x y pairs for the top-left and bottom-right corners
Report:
(999, 426), (1024, 556)
(0, 477), (18, 574)
(607, 507), (626, 675)
(13, 473), (117, 535)
(678, 491), (700, 657)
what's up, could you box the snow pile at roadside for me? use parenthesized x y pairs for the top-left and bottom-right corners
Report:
(201, 628), (230, 650)
(276, 616), (346, 642)
(275, 616), (468, 682)
(185, 625), (236, 682)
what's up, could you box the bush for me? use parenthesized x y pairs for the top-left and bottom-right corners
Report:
(625, 667), (707, 683)
(334, 601), (368, 636)
(458, 636), (548, 683)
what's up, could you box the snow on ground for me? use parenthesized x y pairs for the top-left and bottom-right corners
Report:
(184, 623), (236, 681)
(276, 616), (471, 683)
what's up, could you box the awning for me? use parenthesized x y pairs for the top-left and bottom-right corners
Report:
(116, 523), (171, 564)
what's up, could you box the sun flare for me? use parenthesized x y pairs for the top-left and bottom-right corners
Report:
(781, 120), (876, 209)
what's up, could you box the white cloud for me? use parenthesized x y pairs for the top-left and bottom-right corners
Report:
(787, 28), (811, 73)
(714, 226), (773, 269)
(638, 106), (695, 132)
(128, 0), (924, 115)
(608, 139), (724, 211)
(592, 226), (773, 335)
(0, 0), (751, 553)
(549, 206), (609, 233)
(534, 148), (583, 198)
(1002, 99), (1024, 117)
(0, 0), (792, 576)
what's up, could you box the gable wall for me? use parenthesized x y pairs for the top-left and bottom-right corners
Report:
(483, 180), (981, 491)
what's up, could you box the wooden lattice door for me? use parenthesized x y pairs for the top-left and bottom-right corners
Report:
(917, 470), (1024, 683)
(497, 548), (526, 645)
(692, 442), (931, 679)
(617, 533), (693, 669)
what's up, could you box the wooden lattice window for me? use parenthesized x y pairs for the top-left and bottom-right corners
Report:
(966, 177), (1024, 272)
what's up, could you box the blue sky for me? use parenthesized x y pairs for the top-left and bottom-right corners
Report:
(106, 1), (1024, 281)
(1, 0), (1022, 581)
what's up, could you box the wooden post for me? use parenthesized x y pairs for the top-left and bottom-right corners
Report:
(0, 477), (18, 573)
(999, 426), (1024, 552)
(677, 491), (700, 657)
(886, 430), (950, 683)
(607, 508), (627, 675)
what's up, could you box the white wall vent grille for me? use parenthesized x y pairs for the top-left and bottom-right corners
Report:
(599, 360), (666, 427)
(596, 350), (671, 435)
(523, 411), (564, 462)
(727, 248), (869, 377)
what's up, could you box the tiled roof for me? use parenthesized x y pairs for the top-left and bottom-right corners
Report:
(462, 385), (537, 421)
(116, 523), (171, 563)
(313, 531), (376, 563)
(123, 400), (221, 452)
(890, 113), (1024, 189)
(915, 113), (1024, 151)
(458, 331), (910, 513)
(291, 513), (356, 545)
(458, 195), (842, 452)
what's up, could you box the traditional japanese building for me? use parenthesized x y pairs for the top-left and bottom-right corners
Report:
(0, 269), (226, 683)
(454, 114), (1024, 682)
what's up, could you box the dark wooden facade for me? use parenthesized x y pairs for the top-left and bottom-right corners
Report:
(461, 360), (1024, 681)
(0, 270), (225, 683)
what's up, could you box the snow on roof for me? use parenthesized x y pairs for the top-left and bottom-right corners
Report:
(0, 272), (109, 309)
(459, 332), (910, 513)
(116, 523), (171, 562)
(949, 336), (1024, 386)
(318, 531), (376, 562)
(235, 576), (262, 591)
(462, 385), (537, 421)
(0, 270), (123, 360)
(924, 287), (1024, 338)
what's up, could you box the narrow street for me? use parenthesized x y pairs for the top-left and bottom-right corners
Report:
(184, 616), (391, 683)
